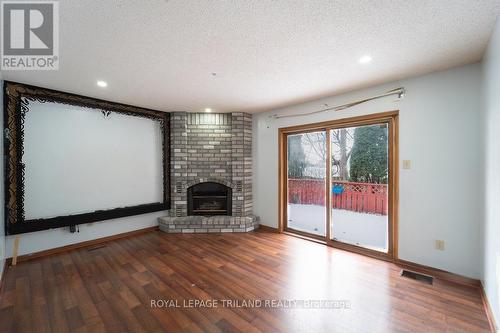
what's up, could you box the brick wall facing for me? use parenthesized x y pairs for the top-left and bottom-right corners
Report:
(169, 112), (252, 217)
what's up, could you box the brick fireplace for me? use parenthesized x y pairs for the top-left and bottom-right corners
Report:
(158, 112), (258, 233)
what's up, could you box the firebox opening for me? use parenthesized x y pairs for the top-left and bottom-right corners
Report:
(187, 182), (232, 216)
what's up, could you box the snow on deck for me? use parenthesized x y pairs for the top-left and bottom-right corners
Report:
(287, 204), (388, 252)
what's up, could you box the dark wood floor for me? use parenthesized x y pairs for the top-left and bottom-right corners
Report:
(0, 230), (491, 333)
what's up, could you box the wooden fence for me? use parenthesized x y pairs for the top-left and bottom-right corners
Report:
(288, 179), (388, 215)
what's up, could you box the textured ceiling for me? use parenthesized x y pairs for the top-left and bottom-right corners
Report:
(1, 0), (500, 113)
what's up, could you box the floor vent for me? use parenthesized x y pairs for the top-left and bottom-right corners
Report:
(400, 269), (433, 285)
(87, 245), (107, 252)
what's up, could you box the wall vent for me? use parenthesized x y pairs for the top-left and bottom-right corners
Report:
(400, 269), (433, 285)
(175, 182), (182, 193)
(235, 181), (243, 192)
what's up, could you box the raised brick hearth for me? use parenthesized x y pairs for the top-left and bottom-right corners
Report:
(158, 215), (258, 233)
(158, 112), (258, 233)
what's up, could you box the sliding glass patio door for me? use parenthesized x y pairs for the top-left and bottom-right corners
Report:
(282, 112), (397, 258)
(330, 124), (389, 253)
(286, 131), (327, 236)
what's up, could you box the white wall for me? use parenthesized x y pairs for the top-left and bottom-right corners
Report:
(253, 63), (483, 278)
(482, 17), (500, 327)
(23, 101), (163, 219)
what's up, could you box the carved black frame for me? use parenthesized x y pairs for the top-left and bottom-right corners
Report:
(3, 81), (171, 235)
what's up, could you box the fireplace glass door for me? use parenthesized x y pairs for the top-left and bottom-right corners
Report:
(187, 182), (232, 216)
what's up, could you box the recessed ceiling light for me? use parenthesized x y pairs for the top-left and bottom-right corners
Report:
(205, 108), (212, 113)
(97, 80), (108, 87)
(358, 55), (372, 64)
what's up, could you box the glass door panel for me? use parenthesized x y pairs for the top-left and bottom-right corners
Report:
(287, 131), (327, 236)
(330, 124), (389, 252)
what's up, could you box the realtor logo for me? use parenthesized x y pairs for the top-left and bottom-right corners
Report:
(1, 1), (59, 70)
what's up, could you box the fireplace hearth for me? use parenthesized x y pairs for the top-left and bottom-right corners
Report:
(187, 182), (232, 216)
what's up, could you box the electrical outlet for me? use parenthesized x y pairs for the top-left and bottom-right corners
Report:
(435, 240), (445, 251)
(403, 160), (411, 169)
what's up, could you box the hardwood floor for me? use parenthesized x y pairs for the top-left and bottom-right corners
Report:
(0, 230), (491, 333)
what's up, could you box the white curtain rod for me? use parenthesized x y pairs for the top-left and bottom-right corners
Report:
(271, 87), (405, 119)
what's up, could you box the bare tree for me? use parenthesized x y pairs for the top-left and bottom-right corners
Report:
(302, 130), (353, 180)
(331, 129), (353, 180)
(303, 132), (326, 162)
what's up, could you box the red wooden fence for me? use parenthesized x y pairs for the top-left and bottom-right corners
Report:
(288, 179), (388, 215)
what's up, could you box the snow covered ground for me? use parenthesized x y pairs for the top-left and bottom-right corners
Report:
(287, 204), (388, 252)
